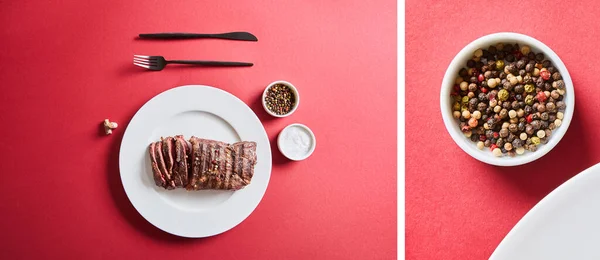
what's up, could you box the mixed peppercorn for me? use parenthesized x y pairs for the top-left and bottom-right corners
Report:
(451, 43), (567, 157)
(265, 84), (296, 115)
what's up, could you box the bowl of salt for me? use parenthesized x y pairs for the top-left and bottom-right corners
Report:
(277, 123), (316, 161)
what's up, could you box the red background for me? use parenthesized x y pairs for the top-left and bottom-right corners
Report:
(0, 1), (396, 259)
(407, 0), (600, 259)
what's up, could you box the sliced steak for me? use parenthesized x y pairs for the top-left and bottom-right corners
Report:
(152, 136), (257, 191)
(197, 138), (217, 190)
(156, 140), (175, 189)
(230, 141), (257, 190)
(173, 135), (189, 188)
(214, 140), (229, 189)
(162, 137), (180, 187)
(222, 145), (234, 190)
(187, 136), (202, 190)
(148, 142), (166, 187)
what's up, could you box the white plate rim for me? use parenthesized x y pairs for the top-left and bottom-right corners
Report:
(118, 85), (272, 238)
(490, 162), (600, 259)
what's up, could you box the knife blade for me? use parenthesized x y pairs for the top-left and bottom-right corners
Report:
(138, 32), (258, 41)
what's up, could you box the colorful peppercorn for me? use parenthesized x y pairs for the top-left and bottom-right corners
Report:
(519, 132), (527, 140)
(512, 139), (522, 148)
(460, 81), (468, 91)
(464, 130), (472, 138)
(487, 78), (498, 88)
(453, 111), (461, 119)
(529, 144), (538, 152)
(477, 141), (485, 150)
(499, 128), (509, 138)
(536, 130), (546, 138)
(462, 110), (471, 119)
(492, 148), (503, 157)
(493, 132), (500, 139)
(468, 118), (478, 128)
(498, 89), (509, 101)
(554, 119), (562, 127)
(524, 83), (535, 93)
(525, 124), (534, 135)
(536, 91), (547, 103)
(526, 114), (533, 123)
(490, 144), (498, 151)
(540, 68), (551, 80)
(478, 74), (484, 82)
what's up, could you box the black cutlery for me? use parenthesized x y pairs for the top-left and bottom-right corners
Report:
(138, 32), (258, 42)
(133, 55), (253, 71)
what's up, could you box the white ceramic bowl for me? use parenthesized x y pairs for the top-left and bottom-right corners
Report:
(277, 123), (316, 161)
(262, 80), (300, 118)
(440, 32), (574, 166)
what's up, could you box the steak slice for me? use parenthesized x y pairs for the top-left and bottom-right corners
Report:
(187, 137), (232, 190)
(173, 135), (189, 188)
(222, 145), (234, 190)
(199, 139), (214, 189)
(156, 140), (175, 189)
(230, 141), (257, 190)
(148, 142), (167, 187)
(162, 137), (180, 187)
(189, 138), (216, 190)
(187, 137), (202, 190)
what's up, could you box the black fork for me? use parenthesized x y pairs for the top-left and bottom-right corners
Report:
(133, 55), (253, 71)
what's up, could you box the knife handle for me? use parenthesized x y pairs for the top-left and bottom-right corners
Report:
(167, 60), (253, 67)
(138, 32), (258, 41)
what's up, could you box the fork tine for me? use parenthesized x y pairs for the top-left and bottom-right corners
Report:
(134, 55), (150, 59)
(133, 62), (150, 69)
(133, 58), (151, 64)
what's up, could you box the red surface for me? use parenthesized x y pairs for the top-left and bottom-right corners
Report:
(0, 1), (396, 259)
(407, 1), (600, 259)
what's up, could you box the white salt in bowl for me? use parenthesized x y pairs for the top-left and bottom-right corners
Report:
(277, 123), (316, 161)
(440, 32), (574, 166)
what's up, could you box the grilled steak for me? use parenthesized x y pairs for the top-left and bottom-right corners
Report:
(231, 141), (257, 190)
(149, 135), (257, 191)
(173, 135), (190, 188)
(156, 140), (175, 189)
(188, 137), (257, 191)
(162, 137), (177, 186)
(149, 142), (166, 187)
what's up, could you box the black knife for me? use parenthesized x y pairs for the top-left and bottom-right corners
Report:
(138, 32), (258, 41)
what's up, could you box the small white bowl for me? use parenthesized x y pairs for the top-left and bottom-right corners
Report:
(440, 32), (574, 166)
(277, 123), (316, 161)
(262, 80), (300, 118)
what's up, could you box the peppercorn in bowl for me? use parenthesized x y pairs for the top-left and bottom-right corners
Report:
(262, 80), (300, 118)
(440, 32), (574, 166)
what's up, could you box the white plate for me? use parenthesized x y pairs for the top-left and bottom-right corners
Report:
(490, 162), (600, 259)
(119, 85), (272, 238)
